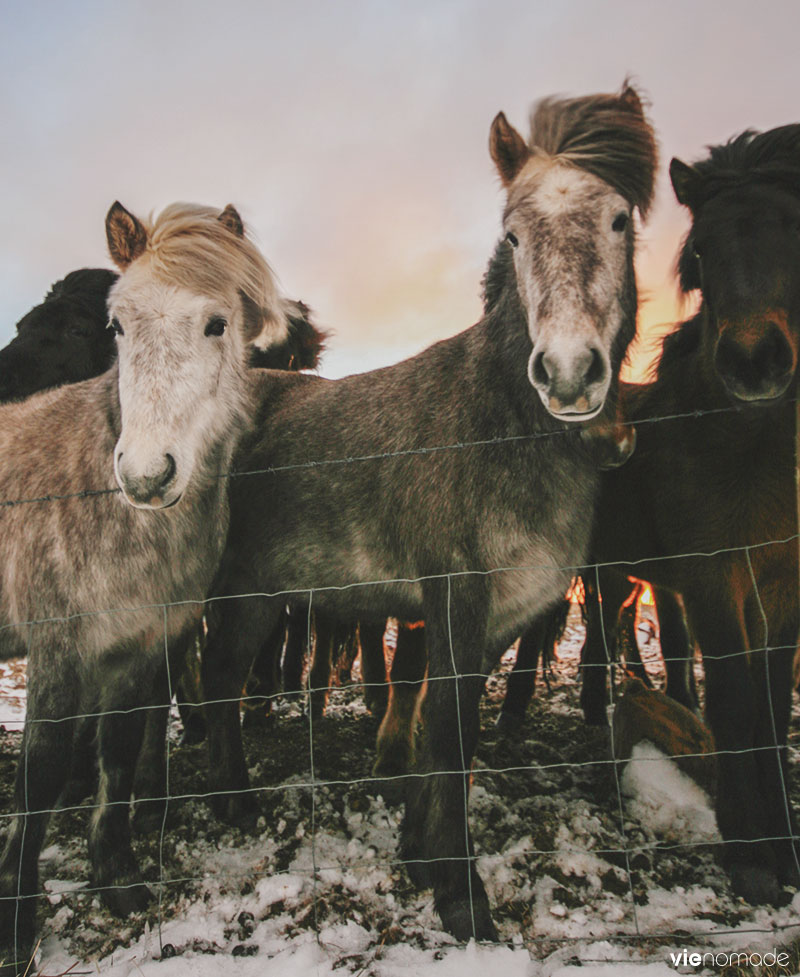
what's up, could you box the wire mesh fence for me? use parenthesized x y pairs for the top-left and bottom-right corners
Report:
(0, 414), (798, 976)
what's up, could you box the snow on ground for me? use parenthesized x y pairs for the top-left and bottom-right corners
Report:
(1, 605), (799, 976)
(619, 741), (719, 845)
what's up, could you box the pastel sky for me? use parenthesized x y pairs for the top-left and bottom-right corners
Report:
(2, 0), (798, 379)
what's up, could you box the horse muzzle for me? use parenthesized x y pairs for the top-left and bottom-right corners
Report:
(528, 341), (610, 422)
(115, 451), (182, 509)
(714, 311), (796, 403)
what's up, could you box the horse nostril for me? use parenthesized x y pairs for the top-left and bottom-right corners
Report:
(532, 351), (550, 387)
(160, 453), (177, 489)
(753, 324), (793, 378)
(716, 324), (794, 391)
(585, 348), (605, 386)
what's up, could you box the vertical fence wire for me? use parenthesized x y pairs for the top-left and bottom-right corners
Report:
(13, 623), (36, 976)
(156, 604), (175, 955)
(305, 592), (321, 949)
(445, 573), (478, 940)
(593, 564), (641, 938)
(745, 547), (800, 884)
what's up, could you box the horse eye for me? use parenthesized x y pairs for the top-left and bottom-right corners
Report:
(505, 231), (519, 248)
(612, 212), (629, 233)
(108, 317), (124, 337)
(204, 316), (227, 337)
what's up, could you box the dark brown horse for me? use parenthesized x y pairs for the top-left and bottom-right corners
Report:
(196, 85), (657, 941)
(584, 124), (800, 906)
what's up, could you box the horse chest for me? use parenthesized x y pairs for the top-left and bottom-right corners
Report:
(485, 514), (590, 635)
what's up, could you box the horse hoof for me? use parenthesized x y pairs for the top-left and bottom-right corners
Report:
(582, 707), (609, 727)
(364, 693), (388, 723)
(132, 801), (170, 836)
(0, 953), (34, 977)
(57, 777), (95, 808)
(437, 897), (498, 942)
(372, 747), (411, 781)
(209, 793), (260, 830)
(729, 863), (781, 906)
(370, 775), (406, 807)
(495, 710), (523, 737)
(402, 852), (433, 890)
(0, 929), (35, 977)
(179, 717), (207, 745)
(399, 830), (432, 889)
(101, 881), (153, 917)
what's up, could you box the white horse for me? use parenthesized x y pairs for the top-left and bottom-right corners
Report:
(0, 201), (288, 974)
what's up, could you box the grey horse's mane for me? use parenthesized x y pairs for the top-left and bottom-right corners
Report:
(528, 83), (658, 216)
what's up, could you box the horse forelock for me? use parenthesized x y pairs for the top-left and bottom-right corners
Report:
(136, 203), (288, 346)
(42, 268), (118, 315)
(689, 125), (800, 202)
(676, 125), (800, 293)
(527, 84), (658, 217)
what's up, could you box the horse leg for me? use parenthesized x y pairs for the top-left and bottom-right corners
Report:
(580, 569), (629, 725)
(496, 620), (544, 734)
(745, 577), (799, 888)
(334, 620), (359, 686)
(0, 639), (78, 973)
(132, 627), (199, 835)
(88, 648), (154, 917)
(374, 622), (427, 781)
(242, 612), (285, 728)
(176, 633), (206, 744)
(358, 620), (389, 721)
(59, 712), (98, 807)
(683, 584), (780, 904)
(307, 611), (333, 722)
(401, 578), (496, 942)
(281, 607), (305, 698)
(654, 587), (698, 711)
(754, 638), (799, 886)
(131, 664), (170, 835)
(616, 584), (652, 686)
(202, 595), (283, 826)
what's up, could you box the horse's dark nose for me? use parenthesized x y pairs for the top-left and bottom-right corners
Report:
(715, 321), (795, 401)
(117, 452), (178, 507)
(531, 345), (608, 416)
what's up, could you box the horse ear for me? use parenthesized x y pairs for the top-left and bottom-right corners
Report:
(490, 112), (530, 186)
(106, 202), (148, 269)
(219, 204), (245, 237)
(670, 158), (701, 209)
(619, 84), (644, 118)
(239, 289), (290, 352)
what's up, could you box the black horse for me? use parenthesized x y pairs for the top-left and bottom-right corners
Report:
(582, 125), (800, 906)
(0, 269), (117, 400)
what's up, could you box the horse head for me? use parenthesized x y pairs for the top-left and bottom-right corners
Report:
(489, 83), (657, 422)
(106, 201), (289, 509)
(671, 125), (800, 403)
(0, 269), (117, 402)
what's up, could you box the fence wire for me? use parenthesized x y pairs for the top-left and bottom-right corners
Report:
(0, 405), (797, 973)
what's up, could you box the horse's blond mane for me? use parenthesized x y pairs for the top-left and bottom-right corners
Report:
(528, 83), (658, 216)
(141, 203), (285, 330)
